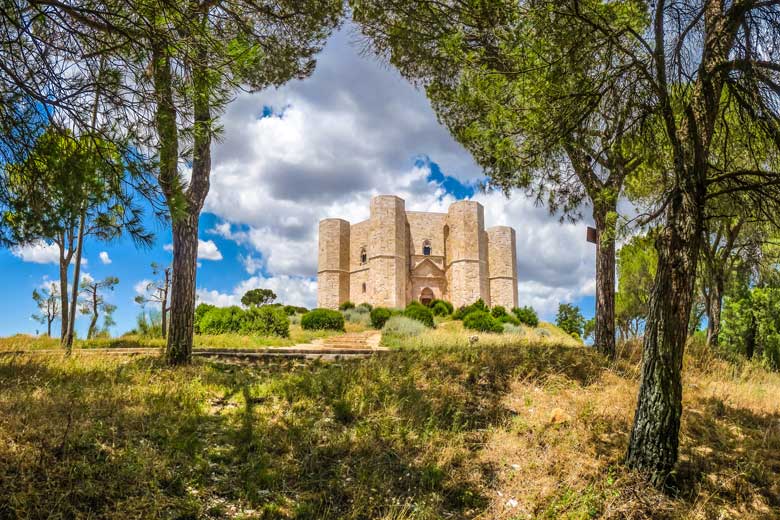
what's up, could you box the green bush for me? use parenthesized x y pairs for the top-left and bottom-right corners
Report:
(198, 306), (245, 334)
(382, 315), (427, 339)
(498, 313), (521, 326)
(282, 305), (308, 315)
(453, 299), (489, 320)
(356, 302), (373, 312)
(403, 303), (434, 328)
(240, 306), (290, 337)
(194, 303), (216, 333)
(301, 309), (345, 331)
(512, 306), (539, 327)
(463, 311), (503, 333)
(339, 301), (355, 311)
(428, 299), (453, 314)
(431, 301), (452, 317)
(491, 305), (508, 318)
(343, 308), (370, 326)
(370, 307), (393, 329)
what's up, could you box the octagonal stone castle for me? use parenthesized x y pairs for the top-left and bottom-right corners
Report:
(317, 195), (518, 310)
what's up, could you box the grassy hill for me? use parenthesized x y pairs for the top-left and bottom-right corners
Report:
(0, 331), (777, 518)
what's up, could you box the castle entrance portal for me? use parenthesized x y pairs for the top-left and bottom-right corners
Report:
(420, 287), (434, 306)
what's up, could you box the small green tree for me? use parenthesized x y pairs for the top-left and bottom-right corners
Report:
(134, 263), (172, 338)
(1, 128), (150, 351)
(79, 276), (119, 339)
(32, 283), (60, 337)
(615, 233), (657, 340)
(556, 303), (585, 338)
(241, 288), (277, 308)
(721, 288), (780, 370)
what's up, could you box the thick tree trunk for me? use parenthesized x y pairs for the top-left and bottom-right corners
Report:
(625, 189), (703, 487)
(166, 213), (199, 364)
(706, 278), (724, 347)
(593, 203), (617, 359)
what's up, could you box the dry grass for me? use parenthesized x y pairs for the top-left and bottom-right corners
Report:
(477, 338), (780, 520)
(0, 330), (777, 519)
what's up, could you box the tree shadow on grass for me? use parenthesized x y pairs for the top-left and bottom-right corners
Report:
(0, 344), (606, 519)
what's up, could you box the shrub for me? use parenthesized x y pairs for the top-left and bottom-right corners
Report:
(283, 305), (308, 315)
(498, 313), (521, 326)
(356, 302), (373, 312)
(431, 301), (452, 317)
(199, 306), (245, 334)
(382, 315), (427, 339)
(453, 299), (489, 320)
(339, 301), (355, 311)
(463, 311), (503, 333)
(502, 323), (524, 335)
(343, 308), (370, 326)
(491, 305), (508, 318)
(512, 306), (539, 327)
(240, 306), (290, 337)
(403, 303), (434, 328)
(370, 307), (393, 329)
(194, 303), (216, 333)
(301, 309), (345, 331)
(428, 299), (453, 313)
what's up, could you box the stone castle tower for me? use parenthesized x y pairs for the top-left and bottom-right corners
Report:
(317, 195), (518, 310)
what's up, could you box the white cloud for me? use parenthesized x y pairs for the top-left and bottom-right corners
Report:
(163, 239), (223, 261)
(197, 275), (317, 309)
(12, 241), (59, 264)
(99, 251), (111, 264)
(197, 24), (599, 321)
(197, 240), (223, 261)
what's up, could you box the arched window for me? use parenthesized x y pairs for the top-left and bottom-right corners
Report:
(362, 282), (367, 293)
(422, 239), (432, 256)
(360, 247), (367, 264)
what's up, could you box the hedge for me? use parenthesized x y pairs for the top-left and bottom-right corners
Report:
(463, 311), (504, 333)
(301, 309), (345, 331)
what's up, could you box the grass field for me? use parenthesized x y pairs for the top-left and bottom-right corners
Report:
(0, 322), (369, 352)
(0, 329), (778, 519)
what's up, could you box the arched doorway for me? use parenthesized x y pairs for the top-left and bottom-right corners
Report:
(420, 287), (434, 306)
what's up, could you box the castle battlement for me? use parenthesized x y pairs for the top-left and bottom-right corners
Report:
(317, 195), (518, 309)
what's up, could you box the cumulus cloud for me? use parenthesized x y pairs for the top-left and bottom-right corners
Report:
(197, 24), (599, 320)
(197, 275), (317, 309)
(163, 239), (223, 261)
(99, 251), (112, 264)
(12, 241), (59, 264)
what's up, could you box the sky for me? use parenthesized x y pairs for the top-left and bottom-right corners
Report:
(0, 25), (598, 338)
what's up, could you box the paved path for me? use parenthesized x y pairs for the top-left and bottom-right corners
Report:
(0, 331), (386, 361)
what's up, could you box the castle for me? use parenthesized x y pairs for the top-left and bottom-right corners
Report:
(317, 195), (518, 310)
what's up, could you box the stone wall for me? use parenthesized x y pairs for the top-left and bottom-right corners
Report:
(487, 226), (518, 308)
(317, 196), (517, 311)
(446, 201), (490, 308)
(317, 218), (350, 309)
(368, 196), (408, 308)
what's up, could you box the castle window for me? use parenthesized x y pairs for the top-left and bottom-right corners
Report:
(422, 239), (432, 256)
(362, 282), (366, 293)
(360, 247), (367, 264)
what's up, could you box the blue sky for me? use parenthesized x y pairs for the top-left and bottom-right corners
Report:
(0, 26), (597, 338)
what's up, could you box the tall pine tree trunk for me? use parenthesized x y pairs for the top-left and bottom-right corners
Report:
(593, 202), (617, 359)
(166, 213), (199, 364)
(625, 187), (704, 486)
(155, 43), (212, 365)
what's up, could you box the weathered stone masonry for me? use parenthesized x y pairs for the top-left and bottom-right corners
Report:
(318, 195), (518, 309)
